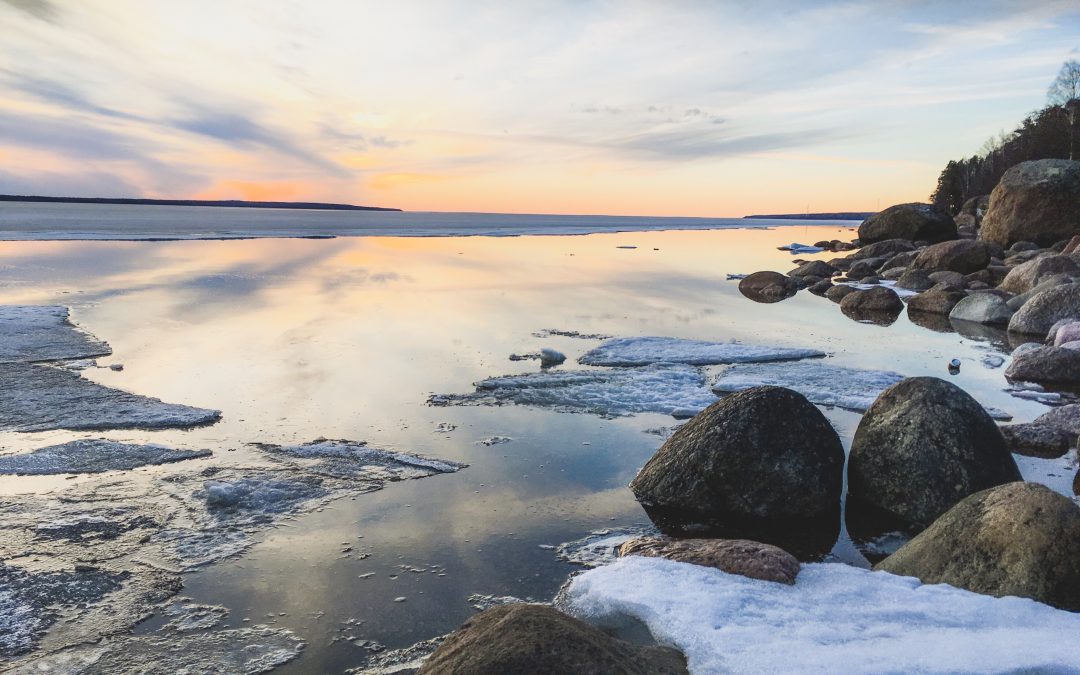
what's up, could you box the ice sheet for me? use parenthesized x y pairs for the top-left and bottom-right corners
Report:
(564, 557), (1080, 674)
(0, 440), (211, 475)
(579, 336), (825, 367)
(712, 362), (905, 412)
(0, 306), (111, 364)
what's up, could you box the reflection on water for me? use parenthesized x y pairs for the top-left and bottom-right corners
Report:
(0, 227), (1058, 673)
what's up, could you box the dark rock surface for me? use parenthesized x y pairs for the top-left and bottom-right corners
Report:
(857, 203), (957, 244)
(980, 159), (1080, 247)
(738, 271), (798, 303)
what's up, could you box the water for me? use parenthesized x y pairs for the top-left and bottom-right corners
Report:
(0, 200), (835, 240)
(0, 223), (1070, 673)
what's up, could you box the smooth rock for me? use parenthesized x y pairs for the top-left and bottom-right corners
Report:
(896, 268), (935, 291)
(999, 423), (1072, 458)
(1008, 283), (1080, 336)
(840, 287), (903, 324)
(858, 203), (957, 244)
(949, 294), (1014, 325)
(824, 284), (855, 303)
(1004, 345), (1080, 385)
(738, 271), (798, 303)
(789, 260), (837, 278)
(980, 159), (1080, 247)
(618, 537), (799, 585)
(911, 240), (994, 274)
(906, 287), (965, 315)
(999, 255), (1080, 294)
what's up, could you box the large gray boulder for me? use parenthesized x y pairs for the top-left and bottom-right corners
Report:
(948, 293), (1014, 325)
(851, 239), (916, 260)
(910, 240), (995, 274)
(630, 386), (844, 521)
(789, 260), (837, 278)
(906, 286), (965, 315)
(1004, 345), (1080, 385)
(847, 377), (1022, 528)
(839, 286), (903, 323)
(999, 423), (1072, 458)
(875, 482), (1080, 611)
(618, 537), (800, 585)
(738, 271), (798, 303)
(999, 254), (1080, 295)
(1008, 283), (1080, 336)
(980, 159), (1080, 247)
(858, 203), (957, 244)
(418, 604), (688, 675)
(1033, 404), (1080, 436)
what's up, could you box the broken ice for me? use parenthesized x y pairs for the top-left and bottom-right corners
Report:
(0, 306), (111, 364)
(578, 336), (824, 367)
(430, 363), (719, 417)
(0, 439), (211, 475)
(554, 525), (659, 568)
(712, 361), (904, 412)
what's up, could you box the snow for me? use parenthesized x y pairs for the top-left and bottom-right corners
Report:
(0, 305), (111, 364)
(0, 439), (211, 475)
(712, 361), (904, 412)
(564, 557), (1080, 674)
(0, 362), (221, 432)
(578, 336), (825, 367)
(430, 363), (719, 417)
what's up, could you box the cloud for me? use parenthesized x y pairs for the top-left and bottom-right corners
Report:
(606, 126), (855, 161)
(0, 166), (139, 198)
(1, 0), (57, 21)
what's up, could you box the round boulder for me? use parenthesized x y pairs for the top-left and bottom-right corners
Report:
(630, 386), (844, 521)
(789, 260), (837, 278)
(839, 286), (903, 324)
(910, 239), (994, 274)
(738, 271), (798, 303)
(1008, 283), (1080, 336)
(999, 254), (1080, 295)
(896, 268), (934, 291)
(851, 239), (917, 260)
(618, 537), (800, 585)
(874, 482), (1080, 611)
(418, 604), (689, 675)
(858, 203), (957, 244)
(1004, 345), (1080, 385)
(980, 159), (1080, 247)
(948, 293), (1014, 325)
(906, 286), (965, 315)
(999, 423), (1072, 459)
(825, 284), (855, 303)
(847, 377), (1022, 528)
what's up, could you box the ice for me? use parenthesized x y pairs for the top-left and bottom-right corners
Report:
(532, 328), (612, 340)
(563, 557), (1080, 674)
(0, 439), (211, 475)
(430, 363), (719, 417)
(780, 242), (824, 253)
(0, 306), (111, 364)
(254, 439), (466, 480)
(158, 598), (229, 632)
(478, 436), (513, 446)
(554, 525), (659, 568)
(712, 362), (904, 412)
(578, 336), (825, 367)
(843, 279), (919, 298)
(0, 362), (221, 432)
(8, 625), (304, 674)
(466, 593), (529, 611)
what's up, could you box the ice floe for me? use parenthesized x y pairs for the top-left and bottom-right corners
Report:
(254, 439), (466, 481)
(0, 362), (221, 432)
(563, 557), (1080, 674)
(158, 598), (229, 632)
(712, 362), (904, 412)
(0, 439), (211, 475)
(0, 305), (111, 364)
(578, 336), (824, 367)
(430, 363), (718, 417)
(554, 525), (659, 568)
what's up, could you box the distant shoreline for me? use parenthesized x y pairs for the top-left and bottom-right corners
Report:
(744, 212), (873, 221)
(0, 195), (401, 212)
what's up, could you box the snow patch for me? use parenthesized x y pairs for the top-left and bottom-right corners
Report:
(0, 439), (211, 475)
(578, 336), (824, 367)
(712, 361), (904, 412)
(564, 557), (1080, 674)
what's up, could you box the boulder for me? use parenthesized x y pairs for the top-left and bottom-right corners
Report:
(906, 287), (965, 315)
(999, 254), (1080, 294)
(1064, 235), (1080, 255)
(999, 423), (1072, 458)
(928, 270), (966, 288)
(980, 159), (1080, 247)
(847, 377), (1022, 528)
(618, 537), (800, 585)
(824, 284), (855, 303)
(851, 239), (916, 260)
(858, 203), (957, 244)
(840, 287), (903, 324)
(789, 260), (837, 278)
(630, 386), (844, 521)
(948, 293), (1014, 325)
(847, 258), (884, 280)
(874, 482), (1080, 611)
(738, 271), (798, 303)
(1054, 321), (1080, 346)
(1006, 273), (1076, 311)
(880, 267), (906, 281)
(807, 279), (833, 295)
(910, 240), (994, 274)
(1032, 404), (1080, 436)
(418, 604), (689, 675)
(1004, 345), (1080, 385)
(1008, 283), (1080, 336)
(895, 268), (934, 291)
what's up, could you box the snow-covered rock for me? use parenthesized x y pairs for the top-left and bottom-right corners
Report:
(578, 336), (824, 367)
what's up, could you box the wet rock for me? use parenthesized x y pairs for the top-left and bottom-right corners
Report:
(1008, 283), (1080, 336)
(807, 279), (833, 295)
(999, 423), (1072, 458)
(928, 270), (966, 287)
(906, 287), (965, 315)
(417, 604), (688, 675)
(788, 260), (836, 278)
(880, 267), (905, 281)
(858, 203), (957, 244)
(839, 287), (903, 324)
(846, 258), (884, 280)
(738, 271), (797, 303)
(618, 537), (799, 585)
(824, 284), (855, 303)
(948, 294), (1014, 325)
(906, 309), (955, 333)
(1004, 345), (1080, 385)
(980, 159), (1080, 247)
(875, 482), (1080, 611)
(847, 377), (1021, 529)
(910, 239), (995, 274)
(630, 386), (844, 521)
(999, 254), (1080, 294)
(851, 239), (917, 260)
(895, 268), (934, 291)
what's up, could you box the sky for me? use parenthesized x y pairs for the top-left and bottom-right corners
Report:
(0, 0), (1078, 216)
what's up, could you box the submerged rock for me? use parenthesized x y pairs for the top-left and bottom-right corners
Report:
(0, 306), (112, 364)
(618, 537), (799, 584)
(630, 386), (844, 522)
(0, 440), (211, 475)
(857, 203), (956, 244)
(847, 377), (1021, 529)
(875, 482), (1080, 611)
(737, 271), (797, 303)
(0, 362), (221, 433)
(417, 604), (688, 675)
(578, 336), (824, 367)
(980, 159), (1080, 247)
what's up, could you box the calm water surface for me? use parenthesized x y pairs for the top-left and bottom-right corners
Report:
(0, 226), (1068, 673)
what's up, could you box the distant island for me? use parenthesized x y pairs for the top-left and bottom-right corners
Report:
(743, 212), (874, 221)
(0, 194), (401, 212)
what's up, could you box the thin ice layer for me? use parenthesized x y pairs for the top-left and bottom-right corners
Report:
(578, 336), (824, 367)
(712, 362), (905, 412)
(256, 439), (466, 480)
(430, 363), (718, 417)
(0, 363), (221, 432)
(555, 526), (660, 568)
(0, 440), (211, 475)
(0, 306), (111, 364)
(564, 557), (1080, 674)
